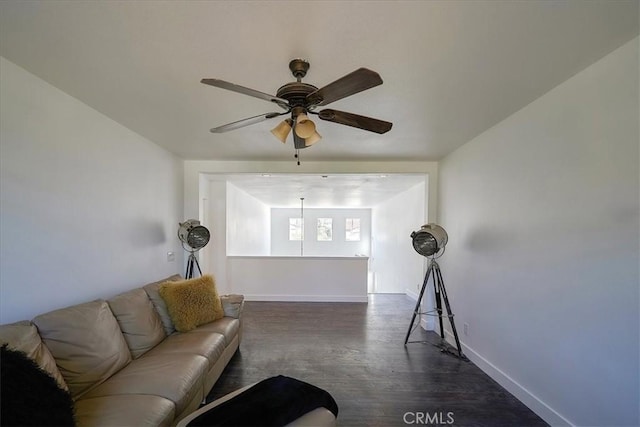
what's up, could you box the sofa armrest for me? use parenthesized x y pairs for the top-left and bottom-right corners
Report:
(220, 294), (244, 319)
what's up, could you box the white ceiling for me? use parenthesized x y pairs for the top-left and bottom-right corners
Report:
(0, 1), (637, 207)
(210, 173), (426, 208)
(0, 1), (637, 163)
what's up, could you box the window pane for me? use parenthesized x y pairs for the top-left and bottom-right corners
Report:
(346, 218), (361, 241)
(289, 218), (303, 241)
(317, 218), (333, 241)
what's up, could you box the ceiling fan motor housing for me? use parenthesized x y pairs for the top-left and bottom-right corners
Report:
(278, 59), (320, 110)
(276, 82), (318, 110)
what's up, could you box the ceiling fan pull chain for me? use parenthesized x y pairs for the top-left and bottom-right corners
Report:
(295, 149), (301, 166)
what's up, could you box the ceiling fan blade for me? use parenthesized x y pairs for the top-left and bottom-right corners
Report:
(306, 68), (383, 107)
(210, 112), (287, 133)
(317, 109), (392, 134)
(201, 78), (289, 110)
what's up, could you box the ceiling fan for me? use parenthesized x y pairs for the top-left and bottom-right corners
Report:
(201, 59), (392, 162)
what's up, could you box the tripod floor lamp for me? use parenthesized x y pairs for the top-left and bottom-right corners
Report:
(404, 224), (466, 360)
(177, 219), (210, 279)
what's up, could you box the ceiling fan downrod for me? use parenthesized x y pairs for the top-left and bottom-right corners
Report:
(289, 59), (310, 82)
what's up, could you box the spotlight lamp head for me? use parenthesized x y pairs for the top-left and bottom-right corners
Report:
(410, 224), (448, 258)
(178, 219), (210, 252)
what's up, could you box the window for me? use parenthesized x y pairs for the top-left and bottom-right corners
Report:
(345, 218), (361, 241)
(317, 218), (333, 241)
(289, 218), (304, 241)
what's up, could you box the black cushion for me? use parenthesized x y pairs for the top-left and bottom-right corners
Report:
(0, 344), (76, 426)
(189, 375), (338, 427)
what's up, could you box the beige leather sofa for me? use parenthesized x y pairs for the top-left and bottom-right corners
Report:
(0, 274), (244, 427)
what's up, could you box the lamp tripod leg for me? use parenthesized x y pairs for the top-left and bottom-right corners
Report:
(433, 261), (445, 339)
(193, 254), (203, 277)
(433, 263), (465, 359)
(185, 255), (191, 279)
(404, 260), (434, 346)
(184, 252), (203, 280)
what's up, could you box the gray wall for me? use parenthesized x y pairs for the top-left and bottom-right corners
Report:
(0, 57), (184, 323)
(437, 38), (639, 425)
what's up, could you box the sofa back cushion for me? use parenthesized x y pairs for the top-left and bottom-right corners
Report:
(0, 320), (68, 391)
(108, 288), (166, 359)
(32, 300), (132, 399)
(143, 274), (182, 335)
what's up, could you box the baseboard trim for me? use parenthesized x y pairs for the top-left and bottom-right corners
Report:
(443, 330), (573, 426)
(404, 290), (435, 330)
(243, 294), (368, 303)
(419, 317), (435, 330)
(405, 288), (419, 301)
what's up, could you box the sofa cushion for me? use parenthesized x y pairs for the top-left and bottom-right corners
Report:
(74, 395), (175, 427)
(189, 317), (240, 347)
(144, 331), (226, 370)
(83, 353), (207, 415)
(0, 320), (68, 390)
(33, 300), (132, 399)
(159, 275), (224, 332)
(143, 274), (183, 336)
(108, 288), (166, 359)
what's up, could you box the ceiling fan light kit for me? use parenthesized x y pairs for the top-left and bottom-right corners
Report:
(270, 119), (292, 143)
(304, 130), (322, 147)
(294, 113), (316, 138)
(201, 58), (392, 163)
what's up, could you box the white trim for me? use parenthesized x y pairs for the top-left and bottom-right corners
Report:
(243, 294), (368, 303)
(405, 290), (435, 331)
(443, 330), (573, 426)
(420, 317), (435, 331)
(405, 288), (419, 301)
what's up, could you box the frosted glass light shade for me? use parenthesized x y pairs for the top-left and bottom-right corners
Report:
(295, 113), (316, 138)
(304, 131), (322, 147)
(270, 119), (292, 143)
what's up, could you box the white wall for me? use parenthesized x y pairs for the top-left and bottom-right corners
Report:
(184, 162), (437, 298)
(184, 161), (439, 232)
(438, 38), (639, 426)
(227, 256), (368, 302)
(226, 182), (270, 256)
(271, 208), (371, 257)
(200, 180), (230, 293)
(371, 182), (426, 294)
(0, 57), (184, 323)
(196, 175), (212, 275)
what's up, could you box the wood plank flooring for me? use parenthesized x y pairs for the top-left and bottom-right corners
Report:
(207, 295), (548, 426)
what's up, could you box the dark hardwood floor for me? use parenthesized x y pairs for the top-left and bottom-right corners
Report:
(207, 295), (547, 426)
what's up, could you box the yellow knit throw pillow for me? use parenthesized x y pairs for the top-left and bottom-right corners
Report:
(158, 275), (224, 332)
